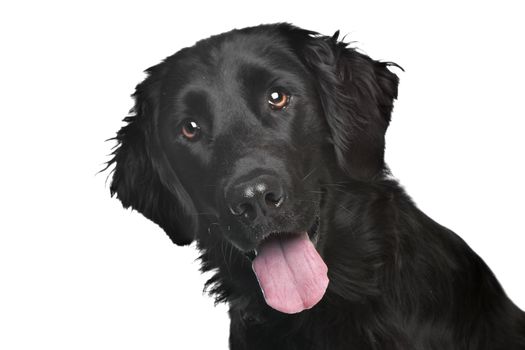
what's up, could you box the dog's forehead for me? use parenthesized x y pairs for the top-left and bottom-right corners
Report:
(205, 30), (294, 65)
(172, 31), (301, 89)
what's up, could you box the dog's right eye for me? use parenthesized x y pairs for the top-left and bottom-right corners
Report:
(181, 120), (201, 141)
(267, 88), (290, 111)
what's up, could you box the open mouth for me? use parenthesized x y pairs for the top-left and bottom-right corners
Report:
(244, 216), (329, 314)
(244, 216), (320, 261)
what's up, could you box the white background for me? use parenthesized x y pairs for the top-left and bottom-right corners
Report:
(1, 1), (524, 349)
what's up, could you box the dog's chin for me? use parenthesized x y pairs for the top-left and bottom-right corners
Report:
(243, 216), (321, 262)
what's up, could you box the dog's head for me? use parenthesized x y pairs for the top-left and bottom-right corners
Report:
(108, 23), (398, 313)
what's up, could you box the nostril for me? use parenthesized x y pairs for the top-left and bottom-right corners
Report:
(230, 202), (257, 221)
(238, 203), (251, 216)
(229, 203), (246, 215)
(265, 191), (284, 208)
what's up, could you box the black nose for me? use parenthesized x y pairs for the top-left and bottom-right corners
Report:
(226, 174), (285, 222)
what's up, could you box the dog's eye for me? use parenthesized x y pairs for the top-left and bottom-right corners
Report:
(181, 120), (201, 140)
(267, 89), (290, 110)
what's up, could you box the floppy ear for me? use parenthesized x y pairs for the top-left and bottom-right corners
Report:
(287, 27), (399, 180)
(107, 64), (196, 245)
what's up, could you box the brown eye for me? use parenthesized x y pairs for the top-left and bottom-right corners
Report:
(181, 120), (201, 140)
(267, 89), (290, 110)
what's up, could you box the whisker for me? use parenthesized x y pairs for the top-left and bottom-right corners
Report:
(296, 198), (322, 205)
(337, 205), (352, 214)
(301, 167), (318, 181)
(332, 188), (354, 196)
(228, 243), (234, 266)
(221, 240), (232, 277)
(321, 183), (347, 188)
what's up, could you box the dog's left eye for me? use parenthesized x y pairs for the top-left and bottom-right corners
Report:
(267, 89), (290, 110)
(181, 120), (201, 141)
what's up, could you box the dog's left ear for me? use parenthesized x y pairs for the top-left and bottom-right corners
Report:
(287, 27), (399, 180)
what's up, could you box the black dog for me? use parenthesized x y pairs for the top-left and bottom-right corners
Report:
(108, 24), (525, 349)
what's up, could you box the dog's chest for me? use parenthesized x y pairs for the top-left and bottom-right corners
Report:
(231, 306), (373, 350)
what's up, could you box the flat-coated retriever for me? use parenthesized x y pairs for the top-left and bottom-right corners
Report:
(107, 23), (525, 349)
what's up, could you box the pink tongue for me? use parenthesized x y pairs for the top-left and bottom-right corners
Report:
(252, 232), (329, 314)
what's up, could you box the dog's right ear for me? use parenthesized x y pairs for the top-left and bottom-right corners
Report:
(107, 64), (196, 246)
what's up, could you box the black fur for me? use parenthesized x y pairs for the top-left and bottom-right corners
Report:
(107, 24), (525, 349)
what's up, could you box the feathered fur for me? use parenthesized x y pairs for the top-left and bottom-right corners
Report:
(107, 24), (525, 349)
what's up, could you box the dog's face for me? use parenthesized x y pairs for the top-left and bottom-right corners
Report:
(109, 24), (399, 313)
(157, 31), (329, 253)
